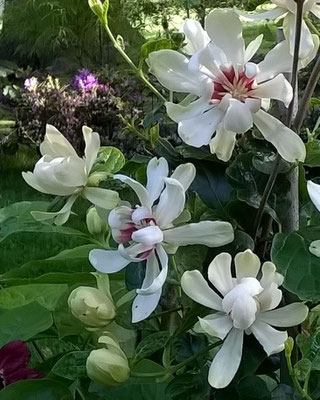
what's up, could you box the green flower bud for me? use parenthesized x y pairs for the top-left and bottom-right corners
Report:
(86, 333), (130, 385)
(86, 206), (107, 235)
(68, 286), (115, 330)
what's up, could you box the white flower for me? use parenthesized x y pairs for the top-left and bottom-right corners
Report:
(180, 19), (210, 55)
(237, 0), (320, 59)
(148, 9), (308, 163)
(309, 240), (320, 257)
(307, 180), (320, 211)
(22, 124), (119, 225)
(89, 157), (234, 323)
(181, 249), (308, 389)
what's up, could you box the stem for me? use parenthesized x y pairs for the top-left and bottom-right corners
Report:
(171, 256), (182, 297)
(146, 306), (184, 321)
(285, 349), (313, 400)
(253, 0), (304, 241)
(101, 15), (166, 102)
(294, 55), (320, 133)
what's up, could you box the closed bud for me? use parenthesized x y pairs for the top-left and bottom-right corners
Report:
(68, 286), (115, 330)
(86, 206), (107, 235)
(86, 333), (130, 385)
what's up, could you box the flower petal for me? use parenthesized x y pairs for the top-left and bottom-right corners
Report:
(258, 303), (309, 327)
(307, 181), (320, 211)
(40, 124), (78, 157)
(209, 127), (237, 162)
(178, 107), (224, 147)
(166, 97), (211, 123)
(83, 126), (100, 174)
(89, 249), (131, 273)
(132, 225), (164, 246)
(235, 249), (260, 281)
(223, 99), (253, 133)
(208, 253), (234, 296)
(205, 9), (245, 65)
(260, 261), (284, 288)
(258, 282), (283, 312)
(250, 320), (288, 356)
(146, 157), (169, 204)
(181, 19), (210, 55)
(170, 163), (196, 191)
(83, 187), (119, 210)
(310, 240), (320, 257)
(181, 270), (223, 311)
(253, 109), (306, 162)
(251, 74), (293, 107)
(198, 314), (233, 340)
(114, 174), (151, 208)
(236, 7), (287, 22)
(148, 49), (206, 95)
(131, 289), (162, 323)
(284, 13), (314, 58)
(208, 328), (244, 389)
(31, 194), (78, 225)
(154, 178), (185, 228)
(311, 4), (320, 18)
(244, 34), (264, 63)
(163, 221), (234, 248)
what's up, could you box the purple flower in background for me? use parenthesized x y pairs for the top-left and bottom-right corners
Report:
(0, 341), (43, 390)
(24, 77), (38, 91)
(71, 69), (99, 91)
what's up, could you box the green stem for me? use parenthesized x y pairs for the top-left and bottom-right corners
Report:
(101, 15), (166, 102)
(285, 349), (313, 400)
(146, 306), (184, 321)
(305, 15), (320, 36)
(171, 256), (182, 297)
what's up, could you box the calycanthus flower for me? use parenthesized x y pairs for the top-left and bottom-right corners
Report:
(0, 340), (43, 389)
(181, 249), (308, 389)
(148, 9), (309, 163)
(89, 157), (234, 323)
(22, 124), (119, 225)
(238, 0), (320, 59)
(307, 180), (320, 212)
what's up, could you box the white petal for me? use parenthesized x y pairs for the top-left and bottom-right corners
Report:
(146, 157), (169, 204)
(208, 253), (234, 296)
(260, 261), (284, 288)
(131, 206), (152, 223)
(235, 249), (260, 281)
(118, 242), (153, 261)
(170, 163), (196, 191)
(198, 314), (233, 339)
(114, 174), (151, 208)
(250, 320), (288, 356)
(253, 110), (306, 162)
(140, 250), (160, 289)
(181, 270), (223, 311)
(229, 294), (258, 330)
(53, 156), (87, 187)
(258, 303), (309, 327)
(40, 124), (78, 157)
(166, 98), (211, 123)
(307, 181), (320, 211)
(83, 187), (119, 209)
(31, 194), (78, 225)
(154, 178), (185, 228)
(83, 126), (100, 174)
(244, 34), (264, 63)
(311, 4), (320, 18)
(284, 13), (315, 58)
(209, 127), (237, 162)
(132, 290), (162, 323)
(22, 171), (48, 194)
(310, 240), (320, 257)
(89, 249), (131, 273)
(181, 19), (210, 55)
(148, 49), (206, 95)
(132, 225), (164, 246)
(258, 282), (283, 312)
(208, 328), (244, 389)
(223, 99), (253, 133)
(190, 44), (227, 77)
(236, 7), (287, 22)
(245, 98), (262, 114)
(205, 9), (245, 65)
(178, 107), (224, 147)
(163, 221), (234, 248)
(251, 74), (293, 107)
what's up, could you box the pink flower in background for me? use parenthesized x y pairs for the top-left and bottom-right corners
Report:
(71, 69), (99, 91)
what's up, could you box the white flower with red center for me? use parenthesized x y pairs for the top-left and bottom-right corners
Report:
(181, 249), (308, 389)
(238, 0), (320, 59)
(148, 9), (309, 163)
(89, 157), (234, 323)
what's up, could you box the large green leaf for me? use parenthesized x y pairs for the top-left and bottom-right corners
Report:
(271, 226), (320, 301)
(0, 302), (53, 347)
(0, 284), (68, 311)
(52, 351), (90, 380)
(0, 379), (73, 400)
(92, 146), (125, 174)
(133, 331), (170, 364)
(305, 140), (320, 167)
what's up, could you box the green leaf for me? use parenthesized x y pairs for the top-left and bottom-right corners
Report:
(174, 245), (208, 273)
(0, 302), (53, 347)
(271, 226), (320, 300)
(294, 358), (312, 381)
(141, 38), (174, 58)
(0, 379), (73, 400)
(237, 376), (271, 400)
(155, 138), (182, 164)
(92, 146), (125, 174)
(166, 368), (211, 400)
(271, 384), (294, 399)
(133, 331), (170, 364)
(305, 140), (320, 167)
(52, 351), (90, 380)
(0, 283), (68, 311)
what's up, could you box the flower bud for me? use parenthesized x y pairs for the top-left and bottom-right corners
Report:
(86, 333), (130, 386)
(68, 286), (115, 330)
(86, 206), (107, 235)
